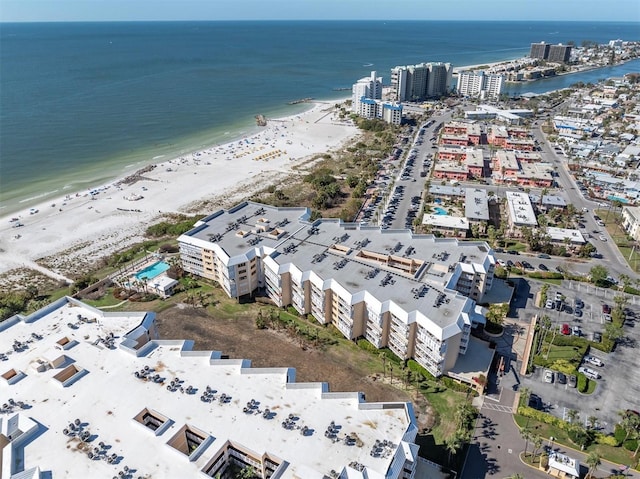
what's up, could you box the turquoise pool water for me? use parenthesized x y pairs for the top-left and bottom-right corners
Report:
(135, 261), (170, 281)
(434, 207), (448, 215)
(607, 195), (628, 204)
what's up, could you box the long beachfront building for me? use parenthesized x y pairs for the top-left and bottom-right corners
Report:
(389, 62), (453, 102)
(0, 297), (427, 479)
(178, 202), (496, 381)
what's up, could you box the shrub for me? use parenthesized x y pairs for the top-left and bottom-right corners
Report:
(357, 339), (379, 354)
(407, 360), (436, 381)
(614, 424), (627, 445)
(623, 286), (640, 295)
(528, 272), (564, 280)
(623, 438), (638, 452)
(595, 433), (620, 447)
(441, 377), (474, 393)
(577, 373), (589, 393)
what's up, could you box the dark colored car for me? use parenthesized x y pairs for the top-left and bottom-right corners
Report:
(528, 394), (543, 410)
(557, 372), (567, 385)
(539, 263), (548, 271)
(602, 304), (611, 314)
(556, 266), (565, 273)
(593, 331), (603, 343)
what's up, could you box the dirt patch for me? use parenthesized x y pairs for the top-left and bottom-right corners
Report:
(155, 303), (410, 405)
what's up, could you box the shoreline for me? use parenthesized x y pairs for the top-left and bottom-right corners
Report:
(0, 99), (357, 280)
(0, 94), (351, 217)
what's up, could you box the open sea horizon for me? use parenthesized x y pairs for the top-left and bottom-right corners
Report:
(1, 20), (639, 215)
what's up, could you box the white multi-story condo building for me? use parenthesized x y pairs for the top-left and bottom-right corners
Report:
(352, 70), (383, 113)
(0, 296), (430, 479)
(456, 71), (504, 100)
(179, 202), (496, 383)
(390, 62), (453, 102)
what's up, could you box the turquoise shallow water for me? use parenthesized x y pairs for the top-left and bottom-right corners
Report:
(1, 20), (638, 214)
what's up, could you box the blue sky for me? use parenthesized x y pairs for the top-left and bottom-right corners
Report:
(1, 0), (639, 22)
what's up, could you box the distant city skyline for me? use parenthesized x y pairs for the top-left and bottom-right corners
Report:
(1, 0), (639, 23)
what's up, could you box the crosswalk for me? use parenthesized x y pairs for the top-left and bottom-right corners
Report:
(482, 402), (514, 413)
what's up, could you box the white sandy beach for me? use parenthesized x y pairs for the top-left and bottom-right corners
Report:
(0, 102), (359, 282)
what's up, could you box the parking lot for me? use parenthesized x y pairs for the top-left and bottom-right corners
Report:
(519, 285), (640, 433)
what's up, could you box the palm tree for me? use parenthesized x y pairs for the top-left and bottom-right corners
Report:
(531, 434), (543, 459)
(521, 426), (533, 457)
(567, 409), (579, 424)
(587, 415), (599, 430)
(445, 434), (462, 466)
(586, 451), (601, 478)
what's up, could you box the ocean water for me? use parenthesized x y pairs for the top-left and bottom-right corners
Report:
(1, 20), (639, 214)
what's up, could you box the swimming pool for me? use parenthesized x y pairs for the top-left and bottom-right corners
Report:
(434, 207), (448, 215)
(135, 261), (170, 281)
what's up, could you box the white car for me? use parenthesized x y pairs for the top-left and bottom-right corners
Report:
(578, 366), (600, 380)
(497, 259), (507, 267)
(544, 370), (554, 383)
(599, 235), (607, 242)
(584, 355), (604, 367)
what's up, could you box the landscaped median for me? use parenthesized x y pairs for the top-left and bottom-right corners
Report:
(514, 404), (640, 474)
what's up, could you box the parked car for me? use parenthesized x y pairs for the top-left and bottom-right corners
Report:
(599, 235), (607, 241)
(575, 299), (584, 309)
(602, 313), (612, 322)
(544, 370), (554, 383)
(592, 331), (602, 343)
(556, 372), (567, 385)
(545, 299), (554, 309)
(578, 366), (601, 380)
(568, 375), (577, 388)
(537, 253), (551, 259)
(602, 304), (611, 314)
(584, 355), (604, 367)
(528, 394), (543, 410)
(555, 292), (563, 301)
(561, 324), (570, 335)
(574, 308), (582, 318)
(539, 263), (548, 271)
(572, 325), (581, 336)
(556, 266), (565, 273)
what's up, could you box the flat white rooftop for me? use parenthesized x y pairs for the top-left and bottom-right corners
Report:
(0, 298), (416, 479)
(506, 191), (538, 227)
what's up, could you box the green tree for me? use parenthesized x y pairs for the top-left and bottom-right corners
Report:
(604, 322), (624, 342)
(521, 426), (533, 457)
(567, 409), (579, 424)
(589, 265), (609, 286)
(532, 435), (544, 459)
(445, 432), (463, 466)
(586, 451), (601, 478)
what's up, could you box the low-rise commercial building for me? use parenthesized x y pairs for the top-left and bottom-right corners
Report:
(505, 191), (538, 230)
(546, 227), (586, 245)
(422, 214), (469, 237)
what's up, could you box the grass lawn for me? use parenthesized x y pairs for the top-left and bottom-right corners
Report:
(420, 384), (469, 444)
